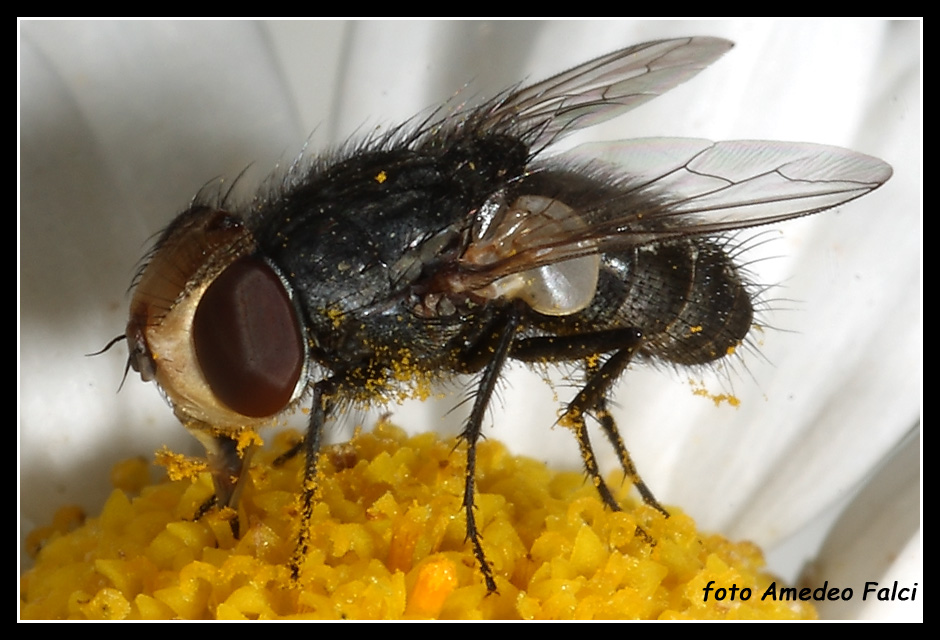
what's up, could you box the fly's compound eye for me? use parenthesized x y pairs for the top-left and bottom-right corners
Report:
(192, 256), (305, 418)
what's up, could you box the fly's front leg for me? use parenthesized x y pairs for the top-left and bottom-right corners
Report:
(457, 304), (524, 593)
(189, 429), (257, 537)
(289, 381), (332, 581)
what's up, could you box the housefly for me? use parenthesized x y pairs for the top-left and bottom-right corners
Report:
(119, 37), (891, 592)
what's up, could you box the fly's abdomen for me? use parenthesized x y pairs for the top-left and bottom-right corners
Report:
(601, 239), (754, 366)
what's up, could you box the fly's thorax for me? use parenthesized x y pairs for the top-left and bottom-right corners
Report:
(435, 132), (530, 193)
(126, 206), (307, 432)
(248, 141), (532, 364)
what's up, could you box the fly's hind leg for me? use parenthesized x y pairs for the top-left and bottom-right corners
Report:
(587, 367), (669, 518)
(511, 327), (667, 517)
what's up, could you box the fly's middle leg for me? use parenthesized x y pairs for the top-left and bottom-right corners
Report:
(455, 304), (525, 593)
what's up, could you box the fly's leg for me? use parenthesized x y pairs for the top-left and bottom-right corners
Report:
(563, 391), (621, 512)
(511, 327), (667, 516)
(287, 381), (333, 581)
(192, 494), (218, 523)
(273, 437), (304, 467)
(456, 304), (524, 593)
(189, 430), (256, 537)
(566, 344), (668, 517)
(593, 394), (668, 517)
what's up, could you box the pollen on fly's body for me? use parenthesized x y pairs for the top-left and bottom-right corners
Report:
(115, 37), (892, 592)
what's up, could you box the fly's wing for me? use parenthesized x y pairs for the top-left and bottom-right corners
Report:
(454, 138), (892, 288)
(570, 138), (894, 239)
(476, 37), (734, 151)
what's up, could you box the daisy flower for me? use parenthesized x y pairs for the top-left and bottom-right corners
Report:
(19, 20), (920, 620)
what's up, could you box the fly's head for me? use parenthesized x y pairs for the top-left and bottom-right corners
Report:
(125, 206), (307, 433)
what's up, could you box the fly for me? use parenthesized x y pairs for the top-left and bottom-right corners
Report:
(116, 37), (891, 592)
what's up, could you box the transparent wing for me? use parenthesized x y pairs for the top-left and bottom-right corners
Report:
(477, 37), (734, 150)
(455, 138), (893, 287)
(578, 138), (893, 233)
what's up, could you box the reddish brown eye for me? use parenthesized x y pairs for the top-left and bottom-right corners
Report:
(193, 256), (304, 418)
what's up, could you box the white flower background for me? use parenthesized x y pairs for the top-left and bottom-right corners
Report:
(19, 20), (920, 620)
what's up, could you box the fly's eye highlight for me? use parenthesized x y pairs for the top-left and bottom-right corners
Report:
(192, 256), (304, 418)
